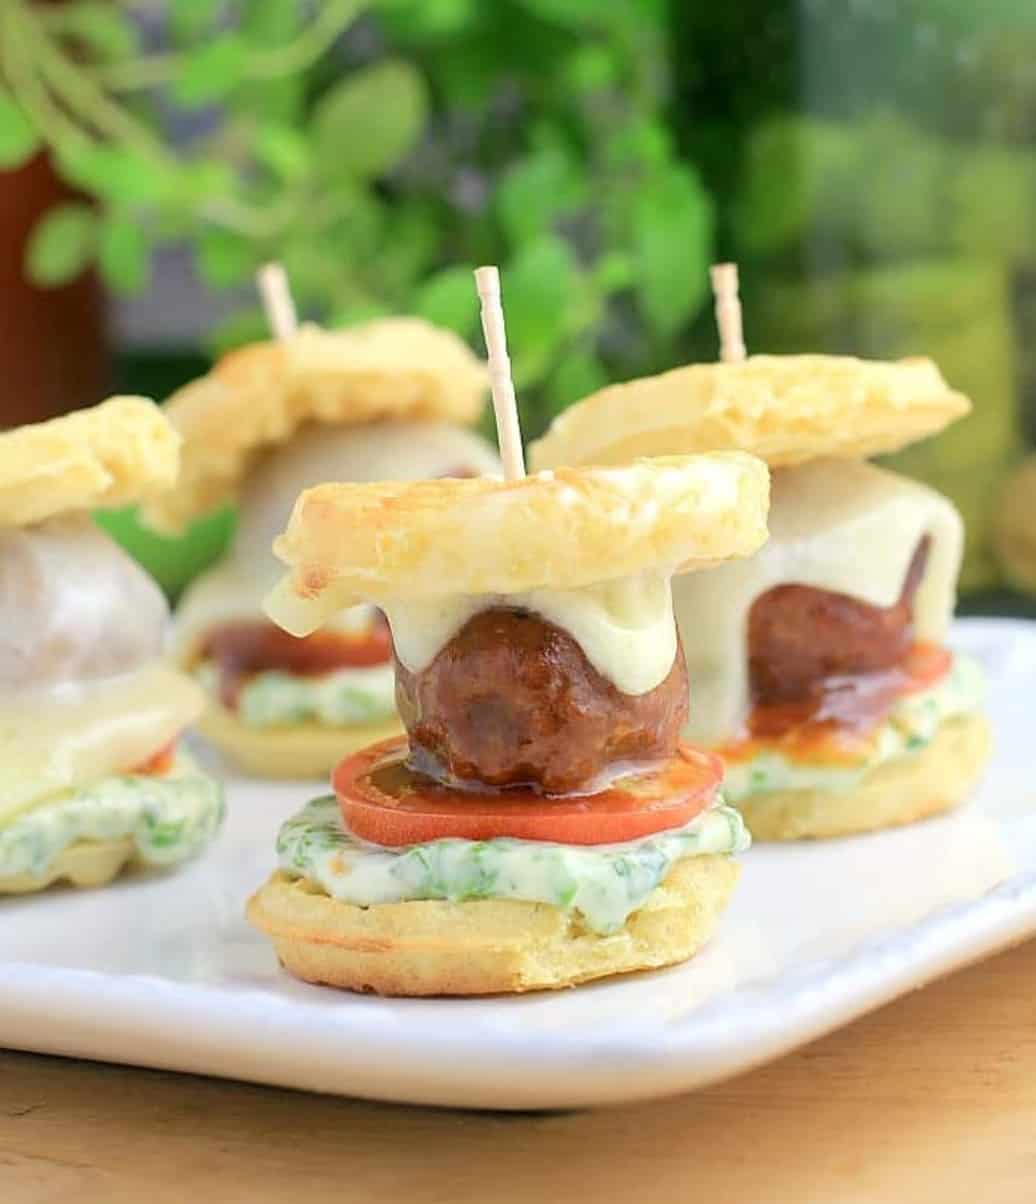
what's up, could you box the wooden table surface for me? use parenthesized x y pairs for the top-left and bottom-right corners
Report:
(4, 939), (1036, 1204)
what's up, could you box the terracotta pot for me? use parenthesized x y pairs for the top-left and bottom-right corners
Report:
(0, 152), (109, 427)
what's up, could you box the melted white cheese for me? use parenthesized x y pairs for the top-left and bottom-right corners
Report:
(0, 663), (205, 822)
(0, 517), (168, 690)
(174, 421), (501, 652)
(673, 459), (964, 745)
(384, 571), (678, 697)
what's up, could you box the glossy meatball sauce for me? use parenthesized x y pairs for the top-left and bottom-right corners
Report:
(747, 535), (931, 717)
(395, 607), (689, 796)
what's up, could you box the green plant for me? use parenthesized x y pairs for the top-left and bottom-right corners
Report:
(0, 0), (714, 437)
(734, 110), (1036, 268)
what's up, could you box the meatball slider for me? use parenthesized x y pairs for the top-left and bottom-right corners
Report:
(248, 270), (770, 994)
(249, 452), (767, 994)
(143, 302), (500, 779)
(0, 398), (224, 893)
(531, 266), (988, 841)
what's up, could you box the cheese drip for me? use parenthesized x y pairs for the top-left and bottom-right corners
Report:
(172, 561), (382, 663)
(673, 460), (964, 745)
(0, 517), (168, 690)
(0, 663), (205, 822)
(384, 571), (679, 697)
(173, 421), (501, 656)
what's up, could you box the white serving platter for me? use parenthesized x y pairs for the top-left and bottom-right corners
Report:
(1, 617), (1034, 1111)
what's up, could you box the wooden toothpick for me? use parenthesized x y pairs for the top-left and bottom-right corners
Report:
(257, 262), (298, 341)
(474, 265), (526, 481)
(710, 262), (746, 363)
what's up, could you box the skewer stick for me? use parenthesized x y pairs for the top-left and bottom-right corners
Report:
(710, 262), (746, 363)
(257, 262), (298, 340)
(474, 265), (526, 480)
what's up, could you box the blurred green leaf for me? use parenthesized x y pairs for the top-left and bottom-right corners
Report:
(502, 236), (578, 387)
(617, 0), (666, 26)
(169, 0), (223, 44)
(173, 33), (250, 107)
(0, 89), (40, 169)
(548, 346), (608, 411)
(528, 120), (571, 157)
(311, 59), (429, 181)
(633, 162), (713, 338)
(606, 119), (673, 172)
(378, 205), (439, 292)
(915, 0), (1036, 36)
(235, 1), (307, 123)
(273, 196), (385, 317)
(255, 123), (310, 181)
(242, 0), (303, 42)
(378, 0), (478, 38)
(327, 300), (393, 328)
(948, 147), (1035, 260)
(855, 113), (946, 257)
(241, 76), (305, 125)
(212, 309), (279, 356)
(496, 147), (586, 246)
(285, 186), (385, 300)
(206, 307), (270, 356)
(59, 3), (139, 58)
(58, 143), (172, 205)
(414, 266), (477, 336)
(196, 226), (254, 288)
(428, 39), (500, 108)
(26, 203), (98, 287)
(563, 44), (618, 94)
(516, 0), (598, 28)
(735, 115), (859, 255)
(592, 251), (634, 293)
(174, 158), (237, 205)
(98, 213), (150, 293)
(280, 224), (354, 309)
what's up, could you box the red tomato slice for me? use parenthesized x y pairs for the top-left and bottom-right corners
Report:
(132, 740), (176, 776)
(899, 641), (953, 693)
(333, 737), (723, 847)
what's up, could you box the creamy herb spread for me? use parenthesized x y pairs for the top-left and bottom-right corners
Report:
(0, 756), (225, 881)
(197, 660), (396, 728)
(723, 652), (984, 803)
(277, 795), (748, 935)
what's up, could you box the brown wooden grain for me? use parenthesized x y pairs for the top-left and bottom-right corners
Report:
(3, 939), (1036, 1204)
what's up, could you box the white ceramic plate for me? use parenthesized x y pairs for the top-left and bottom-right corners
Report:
(1, 618), (1033, 1111)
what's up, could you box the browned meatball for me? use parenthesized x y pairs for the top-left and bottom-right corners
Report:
(395, 608), (689, 795)
(748, 536), (930, 705)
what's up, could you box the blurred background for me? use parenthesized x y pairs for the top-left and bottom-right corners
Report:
(1, 0), (1035, 610)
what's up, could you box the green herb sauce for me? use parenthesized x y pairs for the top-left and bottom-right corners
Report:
(0, 757), (225, 881)
(276, 796), (748, 935)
